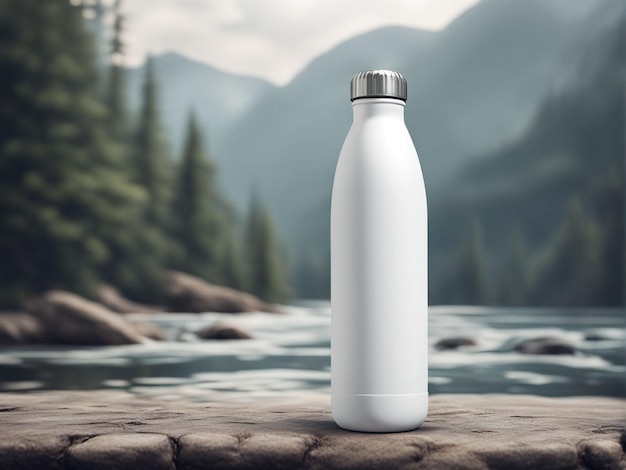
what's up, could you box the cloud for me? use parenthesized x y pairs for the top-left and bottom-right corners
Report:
(122, 0), (479, 85)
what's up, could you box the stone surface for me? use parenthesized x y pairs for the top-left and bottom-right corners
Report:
(577, 438), (624, 470)
(66, 434), (175, 470)
(166, 271), (282, 314)
(0, 392), (623, 469)
(179, 433), (309, 470)
(0, 435), (67, 470)
(24, 291), (145, 345)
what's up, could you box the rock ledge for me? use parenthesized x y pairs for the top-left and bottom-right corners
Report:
(0, 392), (623, 469)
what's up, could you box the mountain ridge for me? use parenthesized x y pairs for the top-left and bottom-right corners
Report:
(125, 52), (276, 159)
(213, 0), (613, 265)
(429, 9), (624, 305)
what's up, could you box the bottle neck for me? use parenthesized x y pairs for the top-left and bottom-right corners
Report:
(351, 97), (406, 121)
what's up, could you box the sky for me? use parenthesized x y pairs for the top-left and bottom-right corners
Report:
(119, 0), (479, 85)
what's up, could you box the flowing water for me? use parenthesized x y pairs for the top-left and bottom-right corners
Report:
(0, 304), (623, 400)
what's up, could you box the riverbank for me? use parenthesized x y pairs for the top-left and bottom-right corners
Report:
(0, 392), (623, 469)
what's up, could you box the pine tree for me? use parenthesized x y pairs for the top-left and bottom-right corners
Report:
(134, 55), (172, 229)
(451, 220), (490, 305)
(0, 0), (161, 306)
(215, 198), (246, 289)
(81, 0), (109, 69)
(105, 0), (128, 142)
(592, 168), (624, 306)
(500, 228), (527, 306)
(244, 194), (289, 303)
(96, 0), (169, 301)
(467, 221), (490, 304)
(172, 111), (222, 282)
(219, 225), (246, 290)
(531, 198), (603, 306)
(294, 251), (330, 299)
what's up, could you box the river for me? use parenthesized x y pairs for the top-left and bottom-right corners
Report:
(0, 304), (623, 400)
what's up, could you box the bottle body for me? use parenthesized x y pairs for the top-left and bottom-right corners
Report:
(331, 98), (428, 432)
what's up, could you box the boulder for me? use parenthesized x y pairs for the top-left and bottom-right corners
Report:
(196, 321), (253, 340)
(130, 322), (168, 341)
(165, 271), (283, 314)
(66, 433), (174, 470)
(24, 291), (145, 346)
(96, 285), (163, 314)
(584, 331), (611, 341)
(514, 337), (576, 355)
(435, 336), (478, 350)
(0, 312), (44, 345)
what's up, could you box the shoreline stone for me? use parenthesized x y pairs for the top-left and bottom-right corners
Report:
(0, 392), (623, 469)
(0, 312), (45, 345)
(165, 271), (283, 314)
(24, 291), (145, 346)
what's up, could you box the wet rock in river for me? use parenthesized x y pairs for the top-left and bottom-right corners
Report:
(514, 337), (575, 355)
(435, 336), (478, 350)
(584, 331), (612, 341)
(196, 321), (253, 340)
(24, 291), (145, 346)
(166, 271), (283, 314)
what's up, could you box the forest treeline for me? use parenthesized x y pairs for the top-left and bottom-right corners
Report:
(0, 0), (289, 308)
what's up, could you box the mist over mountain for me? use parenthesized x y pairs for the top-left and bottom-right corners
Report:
(125, 53), (275, 159)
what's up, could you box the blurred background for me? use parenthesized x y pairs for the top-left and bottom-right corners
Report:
(0, 0), (623, 400)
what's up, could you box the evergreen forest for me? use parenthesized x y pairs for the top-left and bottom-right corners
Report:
(0, 0), (289, 308)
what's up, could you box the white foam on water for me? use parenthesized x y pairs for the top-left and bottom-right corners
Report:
(504, 370), (569, 386)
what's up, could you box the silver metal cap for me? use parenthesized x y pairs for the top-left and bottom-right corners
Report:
(350, 70), (407, 101)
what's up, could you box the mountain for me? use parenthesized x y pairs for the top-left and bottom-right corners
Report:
(212, 0), (618, 296)
(125, 53), (275, 159)
(429, 3), (624, 305)
(120, 0), (621, 300)
(217, 25), (433, 243)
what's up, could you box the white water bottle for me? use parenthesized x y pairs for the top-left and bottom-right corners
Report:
(331, 70), (428, 432)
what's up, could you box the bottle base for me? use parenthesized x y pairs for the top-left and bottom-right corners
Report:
(332, 392), (428, 432)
